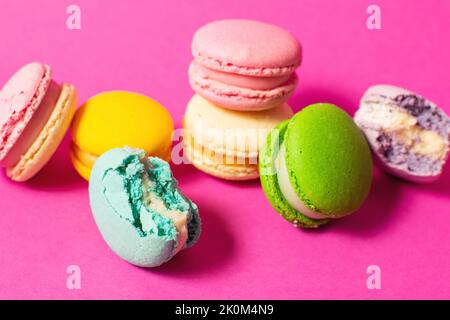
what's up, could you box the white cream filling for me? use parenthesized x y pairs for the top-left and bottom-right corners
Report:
(276, 143), (328, 220)
(140, 172), (188, 254)
(356, 102), (447, 159)
(356, 101), (416, 130)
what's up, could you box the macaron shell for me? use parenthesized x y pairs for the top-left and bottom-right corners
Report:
(88, 147), (201, 267)
(69, 142), (95, 181)
(285, 104), (373, 216)
(71, 140), (173, 182)
(361, 84), (413, 100)
(88, 149), (176, 267)
(91, 204), (175, 267)
(7, 84), (77, 181)
(71, 142), (97, 168)
(189, 64), (298, 111)
(259, 121), (327, 228)
(374, 148), (442, 183)
(192, 19), (301, 76)
(356, 125), (444, 183)
(71, 91), (173, 161)
(183, 129), (259, 180)
(159, 143), (173, 163)
(0, 62), (51, 162)
(184, 94), (294, 158)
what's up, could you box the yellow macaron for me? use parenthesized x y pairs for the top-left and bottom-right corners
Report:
(71, 91), (174, 180)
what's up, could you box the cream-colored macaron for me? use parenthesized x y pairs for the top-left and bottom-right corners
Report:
(183, 94), (293, 180)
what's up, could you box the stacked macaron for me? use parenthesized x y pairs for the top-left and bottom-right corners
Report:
(184, 19), (301, 180)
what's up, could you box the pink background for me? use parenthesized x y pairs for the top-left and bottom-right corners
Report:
(0, 0), (449, 299)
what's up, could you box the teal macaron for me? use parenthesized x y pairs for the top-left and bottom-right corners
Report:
(259, 103), (373, 228)
(89, 147), (201, 267)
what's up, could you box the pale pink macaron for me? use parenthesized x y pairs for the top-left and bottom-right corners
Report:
(189, 19), (302, 111)
(0, 62), (77, 181)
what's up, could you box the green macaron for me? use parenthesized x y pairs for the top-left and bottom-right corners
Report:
(259, 103), (373, 228)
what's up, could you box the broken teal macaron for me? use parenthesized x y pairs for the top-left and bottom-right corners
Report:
(89, 147), (201, 267)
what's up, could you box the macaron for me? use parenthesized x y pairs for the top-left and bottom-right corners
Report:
(354, 85), (450, 183)
(189, 19), (301, 111)
(0, 62), (77, 181)
(259, 103), (373, 228)
(89, 147), (201, 267)
(71, 91), (174, 181)
(183, 94), (294, 180)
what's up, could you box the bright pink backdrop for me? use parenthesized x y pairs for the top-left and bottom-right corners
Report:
(0, 0), (449, 299)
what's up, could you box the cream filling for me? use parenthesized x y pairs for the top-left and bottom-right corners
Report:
(357, 103), (447, 159)
(275, 143), (328, 220)
(358, 101), (416, 130)
(395, 127), (446, 159)
(140, 171), (188, 254)
(196, 62), (291, 90)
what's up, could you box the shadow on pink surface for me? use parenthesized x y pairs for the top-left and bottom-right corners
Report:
(24, 134), (86, 191)
(289, 84), (358, 114)
(172, 162), (262, 189)
(335, 162), (450, 237)
(216, 176), (261, 189)
(413, 160), (450, 197)
(170, 162), (200, 182)
(149, 194), (235, 277)
(326, 166), (402, 236)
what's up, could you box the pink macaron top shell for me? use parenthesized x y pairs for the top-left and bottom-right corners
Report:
(0, 62), (51, 165)
(192, 19), (302, 77)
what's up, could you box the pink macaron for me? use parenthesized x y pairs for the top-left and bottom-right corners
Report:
(0, 62), (77, 181)
(189, 19), (302, 111)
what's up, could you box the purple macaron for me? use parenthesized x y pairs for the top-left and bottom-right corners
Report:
(354, 84), (450, 183)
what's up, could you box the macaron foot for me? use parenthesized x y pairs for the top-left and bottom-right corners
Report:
(259, 121), (328, 228)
